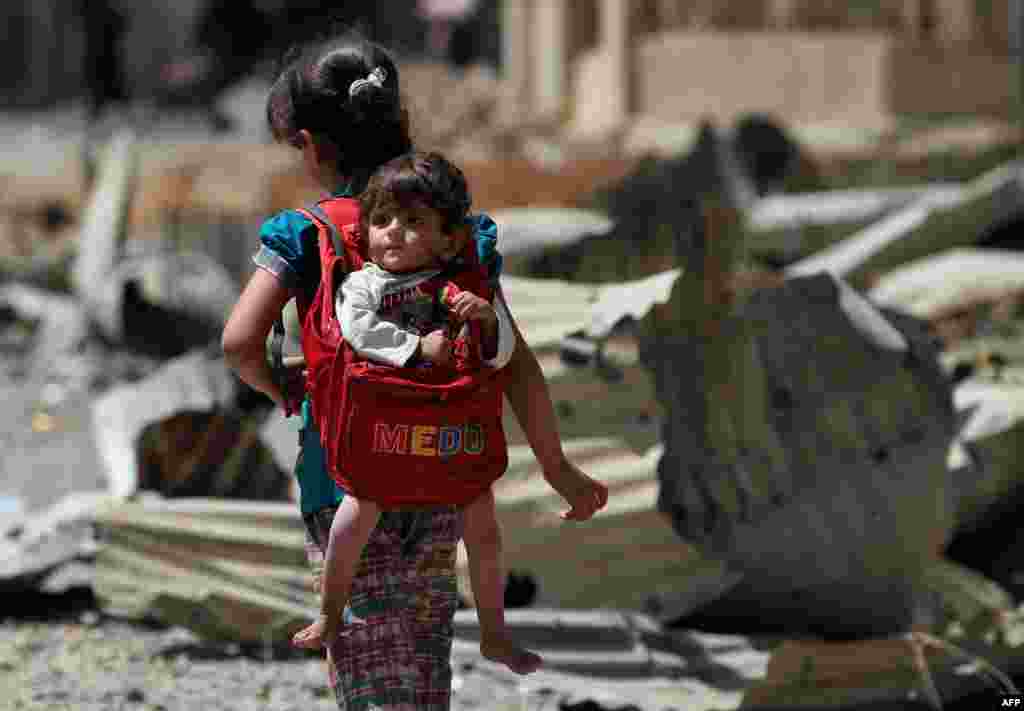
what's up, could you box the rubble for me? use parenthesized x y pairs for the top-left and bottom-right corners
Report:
(743, 633), (1018, 708)
(451, 609), (765, 711)
(0, 491), (107, 593)
(90, 347), (260, 499)
(472, 440), (739, 616)
(93, 495), (311, 643)
(786, 160), (1024, 282)
(71, 128), (137, 342)
(489, 207), (615, 256)
(3, 93), (1024, 709)
(868, 247), (1024, 321)
(747, 184), (960, 233)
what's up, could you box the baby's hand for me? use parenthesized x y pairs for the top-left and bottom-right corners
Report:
(448, 292), (497, 326)
(420, 329), (453, 367)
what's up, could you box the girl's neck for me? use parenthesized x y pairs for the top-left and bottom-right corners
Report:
(320, 170), (371, 199)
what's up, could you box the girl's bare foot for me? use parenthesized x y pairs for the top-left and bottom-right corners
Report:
(291, 619), (325, 649)
(480, 638), (543, 675)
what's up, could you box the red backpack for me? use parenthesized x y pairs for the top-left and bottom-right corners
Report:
(290, 197), (508, 508)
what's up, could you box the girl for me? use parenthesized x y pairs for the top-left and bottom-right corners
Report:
(291, 150), (540, 677)
(221, 30), (608, 710)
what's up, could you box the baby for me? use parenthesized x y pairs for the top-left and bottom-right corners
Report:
(291, 151), (541, 675)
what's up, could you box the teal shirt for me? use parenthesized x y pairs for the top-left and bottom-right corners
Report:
(254, 202), (502, 514)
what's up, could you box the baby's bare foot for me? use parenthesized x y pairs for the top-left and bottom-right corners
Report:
(545, 464), (608, 521)
(480, 638), (543, 675)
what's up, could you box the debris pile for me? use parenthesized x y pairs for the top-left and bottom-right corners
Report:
(2, 105), (1024, 709)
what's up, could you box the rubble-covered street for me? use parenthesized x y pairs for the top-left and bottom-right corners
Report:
(5, 15), (1024, 709)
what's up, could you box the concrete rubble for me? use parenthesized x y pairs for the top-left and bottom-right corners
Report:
(2, 106), (1024, 709)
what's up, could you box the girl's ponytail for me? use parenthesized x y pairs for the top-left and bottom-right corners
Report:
(267, 30), (412, 182)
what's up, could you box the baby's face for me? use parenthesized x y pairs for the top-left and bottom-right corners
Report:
(366, 199), (450, 273)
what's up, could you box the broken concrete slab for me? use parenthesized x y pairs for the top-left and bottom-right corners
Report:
(114, 245), (240, 357)
(639, 196), (962, 636)
(71, 129), (137, 342)
(68, 132), (239, 354)
(0, 491), (109, 591)
(91, 347), (239, 498)
(0, 283), (89, 380)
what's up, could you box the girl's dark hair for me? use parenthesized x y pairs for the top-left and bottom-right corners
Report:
(266, 29), (412, 185)
(359, 152), (472, 236)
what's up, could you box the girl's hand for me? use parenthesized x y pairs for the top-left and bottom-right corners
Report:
(448, 292), (497, 326)
(420, 329), (453, 366)
(543, 459), (609, 521)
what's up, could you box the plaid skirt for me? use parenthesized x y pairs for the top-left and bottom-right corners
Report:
(303, 505), (464, 710)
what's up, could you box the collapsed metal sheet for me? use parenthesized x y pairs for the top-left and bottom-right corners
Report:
(785, 160), (1024, 280)
(747, 184), (960, 232)
(489, 207), (615, 256)
(869, 247), (1024, 319)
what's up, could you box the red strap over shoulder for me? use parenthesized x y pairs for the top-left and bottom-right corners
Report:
(298, 197), (363, 264)
(318, 197), (363, 254)
(295, 197), (363, 324)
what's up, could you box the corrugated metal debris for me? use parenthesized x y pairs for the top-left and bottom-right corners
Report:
(94, 495), (311, 643)
(4, 106), (1024, 710)
(786, 160), (1024, 281)
(490, 207), (615, 256)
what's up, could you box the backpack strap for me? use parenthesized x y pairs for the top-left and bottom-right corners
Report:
(302, 202), (347, 262)
(269, 199), (360, 416)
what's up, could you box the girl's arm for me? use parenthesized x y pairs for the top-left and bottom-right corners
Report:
(499, 287), (609, 521)
(222, 268), (291, 407)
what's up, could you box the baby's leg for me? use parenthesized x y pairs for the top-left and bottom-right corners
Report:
(463, 489), (542, 674)
(292, 494), (380, 649)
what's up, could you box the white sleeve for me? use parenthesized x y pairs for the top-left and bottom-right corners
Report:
(337, 270), (421, 367)
(482, 289), (515, 370)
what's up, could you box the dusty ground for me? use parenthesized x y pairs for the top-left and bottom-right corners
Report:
(0, 587), (336, 711)
(0, 593), (555, 711)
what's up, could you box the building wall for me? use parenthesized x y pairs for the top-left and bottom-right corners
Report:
(887, 45), (1015, 116)
(568, 26), (1016, 139)
(571, 31), (894, 132)
(636, 31), (893, 125)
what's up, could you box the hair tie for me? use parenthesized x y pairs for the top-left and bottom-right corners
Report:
(348, 66), (388, 98)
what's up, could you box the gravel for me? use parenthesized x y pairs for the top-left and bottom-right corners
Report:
(0, 590), (545, 711)
(0, 608), (339, 711)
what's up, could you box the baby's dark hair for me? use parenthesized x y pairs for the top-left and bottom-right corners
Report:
(359, 152), (472, 236)
(266, 29), (412, 183)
